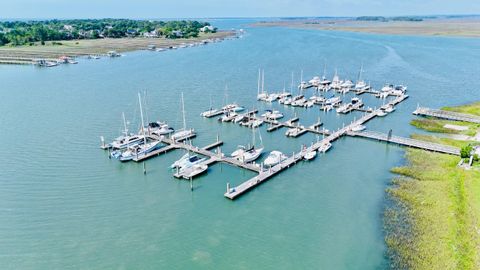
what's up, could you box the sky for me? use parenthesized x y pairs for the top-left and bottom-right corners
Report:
(1, 0), (479, 19)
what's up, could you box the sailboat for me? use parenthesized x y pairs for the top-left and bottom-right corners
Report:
(171, 92), (196, 141)
(108, 112), (145, 150)
(235, 126), (264, 163)
(201, 95), (220, 117)
(222, 85), (244, 112)
(354, 64), (370, 91)
(257, 69), (268, 101)
(115, 93), (162, 161)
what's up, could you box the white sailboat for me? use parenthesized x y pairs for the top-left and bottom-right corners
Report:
(116, 93), (162, 161)
(257, 69), (268, 101)
(236, 126), (264, 163)
(172, 92), (195, 141)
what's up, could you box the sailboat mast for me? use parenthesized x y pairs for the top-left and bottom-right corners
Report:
(181, 92), (186, 130)
(257, 69), (261, 96)
(122, 112), (128, 136)
(290, 71), (294, 93)
(252, 125), (256, 147)
(138, 93), (147, 145)
(261, 70), (265, 94)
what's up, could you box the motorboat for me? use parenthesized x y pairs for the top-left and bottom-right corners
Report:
(110, 134), (144, 150)
(250, 118), (264, 128)
(262, 110), (284, 120)
(114, 140), (161, 161)
(309, 76), (322, 87)
(304, 100), (314, 108)
(318, 142), (332, 153)
(171, 153), (206, 169)
(233, 113), (247, 123)
(377, 110), (388, 117)
(178, 164), (208, 179)
(143, 121), (174, 136)
(340, 80), (354, 89)
(325, 96), (341, 106)
(285, 126), (304, 137)
(381, 84), (394, 92)
(291, 97), (307, 107)
(200, 108), (220, 117)
(351, 125), (366, 132)
(323, 105), (334, 112)
(263, 151), (287, 167)
(384, 105), (395, 113)
(336, 103), (351, 113)
(265, 94), (279, 103)
(220, 111), (238, 122)
(304, 150), (317, 160)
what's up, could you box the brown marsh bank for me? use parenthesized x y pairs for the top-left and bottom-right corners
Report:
(253, 18), (480, 38)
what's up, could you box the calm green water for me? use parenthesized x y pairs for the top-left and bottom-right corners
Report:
(1, 20), (480, 269)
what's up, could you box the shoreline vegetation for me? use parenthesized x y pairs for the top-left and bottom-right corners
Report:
(0, 19), (236, 64)
(385, 102), (480, 269)
(252, 16), (480, 38)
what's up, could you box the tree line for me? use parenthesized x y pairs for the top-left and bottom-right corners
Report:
(0, 19), (216, 46)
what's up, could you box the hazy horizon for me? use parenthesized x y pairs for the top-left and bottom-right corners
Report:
(1, 0), (479, 20)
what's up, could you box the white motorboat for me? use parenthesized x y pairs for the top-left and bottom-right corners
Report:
(384, 105), (395, 113)
(178, 164), (208, 179)
(285, 126), (304, 137)
(318, 142), (332, 153)
(351, 125), (366, 132)
(250, 118), (264, 128)
(323, 105), (334, 112)
(336, 103), (351, 113)
(233, 113), (247, 123)
(171, 153), (206, 169)
(325, 96), (341, 106)
(283, 98), (292, 105)
(265, 94), (279, 103)
(262, 110), (284, 120)
(304, 100), (314, 108)
(377, 110), (388, 117)
(220, 111), (238, 122)
(263, 151), (287, 167)
(291, 97), (306, 107)
(110, 134), (144, 150)
(340, 80), (354, 89)
(381, 83), (394, 92)
(201, 108), (220, 117)
(304, 150), (317, 161)
(143, 121), (174, 136)
(309, 76), (322, 87)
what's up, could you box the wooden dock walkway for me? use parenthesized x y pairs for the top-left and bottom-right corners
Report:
(413, 107), (480, 124)
(347, 130), (460, 155)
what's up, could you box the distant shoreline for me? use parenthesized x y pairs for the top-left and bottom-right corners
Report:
(252, 18), (480, 38)
(0, 31), (236, 65)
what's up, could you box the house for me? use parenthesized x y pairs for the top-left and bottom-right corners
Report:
(172, 30), (183, 37)
(143, 30), (159, 38)
(200, 25), (215, 32)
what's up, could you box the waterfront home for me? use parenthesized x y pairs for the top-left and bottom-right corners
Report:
(172, 30), (183, 37)
(143, 30), (159, 38)
(200, 25), (215, 32)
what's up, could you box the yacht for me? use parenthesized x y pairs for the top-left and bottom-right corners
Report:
(262, 110), (284, 120)
(200, 108), (220, 117)
(220, 111), (238, 122)
(171, 153), (206, 169)
(291, 97), (307, 107)
(340, 80), (354, 89)
(351, 125), (366, 132)
(110, 134), (144, 150)
(381, 84), (394, 92)
(309, 76), (322, 87)
(325, 96), (341, 106)
(265, 94), (279, 103)
(336, 103), (351, 113)
(250, 118), (264, 128)
(115, 140), (161, 161)
(233, 113), (247, 123)
(264, 151), (287, 167)
(304, 100), (314, 108)
(377, 110), (388, 117)
(285, 126), (304, 137)
(304, 150), (317, 161)
(144, 122), (174, 136)
(384, 105), (395, 113)
(318, 142), (332, 153)
(323, 105), (334, 112)
(330, 70), (343, 89)
(178, 164), (208, 179)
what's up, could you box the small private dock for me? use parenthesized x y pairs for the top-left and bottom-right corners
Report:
(413, 107), (480, 124)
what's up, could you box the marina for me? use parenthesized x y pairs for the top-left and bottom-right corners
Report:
(97, 83), (457, 200)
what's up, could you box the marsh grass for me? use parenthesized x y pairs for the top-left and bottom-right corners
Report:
(385, 149), (480, 269)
